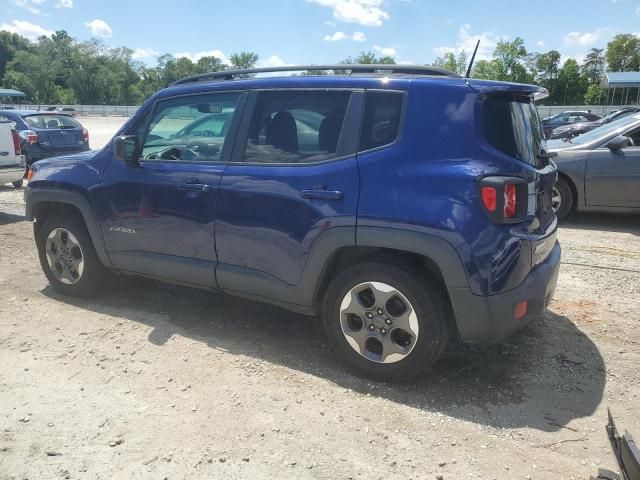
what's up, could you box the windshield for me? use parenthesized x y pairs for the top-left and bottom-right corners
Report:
(23, 114), (80, 129)
(484, 96), (546, 167)
(570, 113), (640, 145)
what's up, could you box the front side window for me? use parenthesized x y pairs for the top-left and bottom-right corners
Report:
(242, 90), (351, 164)
(484, 96), (545, 167)
(359, 91), (404, 152)
(141, 92), (241, 162)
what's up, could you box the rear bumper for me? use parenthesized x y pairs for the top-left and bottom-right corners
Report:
(449, 240), (561, 343)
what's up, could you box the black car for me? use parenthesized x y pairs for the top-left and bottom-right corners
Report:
(541, 110), (601, 138)
(549, 107), (640, 140)
(0, 110), (89, 165)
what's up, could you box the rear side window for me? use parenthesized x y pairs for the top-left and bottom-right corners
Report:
(359, 91), (404, 151)
(484, 97), (545, 167)
(243, 90), (351, 164)
(23, 114), (80, 129)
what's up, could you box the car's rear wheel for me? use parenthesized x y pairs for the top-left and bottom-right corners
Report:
(322, 260), (449, 381)
(12, 179), (23, 188)
(36, 214), (106, 296)
(553, 178), (573, 220)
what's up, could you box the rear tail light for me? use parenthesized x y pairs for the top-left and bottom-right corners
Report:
(19, 129), (39, 144)
(11, 129), (21, 155)
(82, 128), (89, 143)
(479, 177), (528, 224)
(27, 167), (35, 182)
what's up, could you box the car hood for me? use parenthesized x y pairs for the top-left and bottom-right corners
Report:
(546, 139), (587, 152)
(553, 120), (602, 132)
(33, 149), (100, 168)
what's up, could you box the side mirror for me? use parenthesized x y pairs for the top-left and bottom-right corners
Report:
(607, 135), (630, 152)
(113, 135), (140, 165)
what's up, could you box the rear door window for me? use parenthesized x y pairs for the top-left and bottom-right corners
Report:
(484, 96), (545, 167)
(242, 90), (352, 164)
(359, 91), (404, 151)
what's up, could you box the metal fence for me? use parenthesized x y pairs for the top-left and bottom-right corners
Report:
(0, 103), (634, 119)
(0, 104), (139, 117)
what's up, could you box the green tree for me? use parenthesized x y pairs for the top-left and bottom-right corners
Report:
(342, 51), (395, 65)
(229, 52), (259, 69)
(433, 51), (468, 74)
(471, 59), (499, 79)
(582, 48), (606, 84)
(493, 37), (530, 82)
(556, 59), (587, 104)
(606, 34), (640, 71)
(584, 84), (604, 105)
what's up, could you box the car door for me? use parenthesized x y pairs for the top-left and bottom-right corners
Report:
(98, 90), (246, 287)
(585, 126), (640, 208)
(214, 89), (362, 305)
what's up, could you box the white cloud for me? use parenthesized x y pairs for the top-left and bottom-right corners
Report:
(636, 6), (640, 15)
(308, 0), (389, 27)
(536, 40), (545, 48)
(562, 27), (611, 47)
(258, 55), (291, 68)
(434, 24), (502, 61)
(373, 45), (397, 57)
(55, 0), (73, 8)
(174, 49), (229, 64)
(0, 19), (53, 40)
(85, 19), (112, 38)
(131, 48), (160, 60)
(323, 31), (366, 41)
(324, 31), (348, 41)
(14, 0), (45, 14)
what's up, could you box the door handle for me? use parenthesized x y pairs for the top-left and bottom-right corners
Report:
(301, 189), (344, 200)
(177, 183), (211, 192)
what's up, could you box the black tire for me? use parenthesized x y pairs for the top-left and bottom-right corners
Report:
(36, 214), (106, 296)
(12, 179), (23, 188)
(322, 260), (450, 381)
(554, 177), (573, 221)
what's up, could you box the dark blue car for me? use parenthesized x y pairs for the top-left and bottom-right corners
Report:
(0, 110), (89, 166)
(24, 65), (560, 380)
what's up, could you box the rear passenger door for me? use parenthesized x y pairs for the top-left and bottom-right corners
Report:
(215, 89), (362, 304)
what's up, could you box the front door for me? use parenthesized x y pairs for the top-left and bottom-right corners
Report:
(586, 127), (640, 208)
(98, 91), (245, 287)
(215, 89), (362, 305)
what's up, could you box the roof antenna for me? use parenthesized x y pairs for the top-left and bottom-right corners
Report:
(465, 40), (480, 79)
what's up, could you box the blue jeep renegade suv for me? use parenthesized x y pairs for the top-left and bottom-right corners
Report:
(25, 65), (560, 380)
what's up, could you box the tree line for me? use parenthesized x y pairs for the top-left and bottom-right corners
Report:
(434, 34), (640, 105)
(1, 29), (639, 106)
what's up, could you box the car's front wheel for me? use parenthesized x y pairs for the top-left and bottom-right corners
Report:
(552, 178), (573, 220)
(36, 214), (106, 296)
(322, 260), (449, 381)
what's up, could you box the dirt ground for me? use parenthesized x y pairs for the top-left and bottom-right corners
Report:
(1, 163), (639, 479)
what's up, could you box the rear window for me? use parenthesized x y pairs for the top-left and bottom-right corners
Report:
(359, 91), (404, 151)
(23, 114), (80, 129)
(484, 97), (545, 167)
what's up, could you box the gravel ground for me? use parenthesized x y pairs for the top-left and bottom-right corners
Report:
(0, 135), (639, 478)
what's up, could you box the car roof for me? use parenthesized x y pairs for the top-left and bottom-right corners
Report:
(0, 109), (64, 116)
(156, 74), (545, 102)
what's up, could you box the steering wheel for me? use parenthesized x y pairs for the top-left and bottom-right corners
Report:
(186, 140), (220, 158)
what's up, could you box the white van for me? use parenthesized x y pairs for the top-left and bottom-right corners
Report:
(0, 121), (26, 187)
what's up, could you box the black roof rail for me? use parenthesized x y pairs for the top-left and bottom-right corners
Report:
(170, 64), (460, 86)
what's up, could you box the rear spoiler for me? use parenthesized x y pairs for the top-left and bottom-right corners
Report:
(466, 79), (548, 101)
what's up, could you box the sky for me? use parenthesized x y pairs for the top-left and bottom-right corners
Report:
(1, 0), (640, 68)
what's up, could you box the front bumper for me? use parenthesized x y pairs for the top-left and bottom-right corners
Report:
(448, 240), (561, 343)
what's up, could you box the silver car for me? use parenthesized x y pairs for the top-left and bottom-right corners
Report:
(547, 113), (640, 219)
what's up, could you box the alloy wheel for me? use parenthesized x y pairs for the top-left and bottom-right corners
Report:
(45, 228), (85, 285)
(339, 282), (419, 364)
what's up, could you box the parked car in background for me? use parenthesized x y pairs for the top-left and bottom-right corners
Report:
(541, 110), (600, 138)
(549, 106), (640, 140)
(547, 112), (640, 219)
(25, 64), (560, 380)
(0, 120), (27, 187)
(0, 110), (89, 166)
(44, 106), (77, 117)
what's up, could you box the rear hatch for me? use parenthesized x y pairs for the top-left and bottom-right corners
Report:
(23, 114), (85, 150)
(481, 92), (557, 231)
